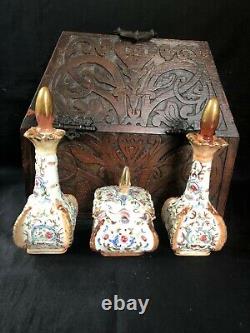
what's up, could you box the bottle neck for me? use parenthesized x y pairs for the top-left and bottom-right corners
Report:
(33, 149), (62, 201)
(183, 159), (212, 203)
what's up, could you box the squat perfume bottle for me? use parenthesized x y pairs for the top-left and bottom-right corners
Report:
(162, 97), (228, 256)
(90, 166), (159, 256)
(13, 87), (78, 254)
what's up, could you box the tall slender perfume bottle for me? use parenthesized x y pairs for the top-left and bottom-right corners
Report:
(13, 87), (78, 254)
(162, 97), (228, 256)
(90, 166), (159, 256)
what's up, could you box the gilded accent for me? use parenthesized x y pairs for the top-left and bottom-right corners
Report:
(200, 97), (220, 141)
(187, 132), (228, 163)
(119, 166), (131, 194)
(35, 86), (53, 117)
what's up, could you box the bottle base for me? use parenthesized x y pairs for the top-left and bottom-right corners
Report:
(100, 251), (144, 257)
(26, 247), (68, 255)
(174, 249), (210, 256)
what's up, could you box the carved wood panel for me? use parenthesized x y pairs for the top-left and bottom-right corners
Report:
(46, 33), (234, 135)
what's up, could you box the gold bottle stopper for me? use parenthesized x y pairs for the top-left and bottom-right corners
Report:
(200, 97), (220, 141)
(35, 86), (54, 131)
(119, 166), (131, 194)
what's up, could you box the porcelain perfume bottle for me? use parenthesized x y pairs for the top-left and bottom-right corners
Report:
(90, 166), (159, 256)
(13, 87), (78, 254)
(162, 97), (228, 256)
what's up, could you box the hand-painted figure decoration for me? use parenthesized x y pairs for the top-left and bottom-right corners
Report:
(13, 87), (78, 254)
(90, 166), (159, 256)
(162, 97), (228, 256)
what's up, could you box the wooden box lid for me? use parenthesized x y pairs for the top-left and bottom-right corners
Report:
(21, 31), (238, 138)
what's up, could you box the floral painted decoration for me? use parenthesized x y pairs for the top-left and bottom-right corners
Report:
(162, 97), (228, 256)
(90, 167), (159, 256)
(13, 87), (78, 254)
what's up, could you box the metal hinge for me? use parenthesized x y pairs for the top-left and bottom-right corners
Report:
(54, 114), (97, 140)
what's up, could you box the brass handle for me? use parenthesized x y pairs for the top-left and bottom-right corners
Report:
(114, 27), (156, 42)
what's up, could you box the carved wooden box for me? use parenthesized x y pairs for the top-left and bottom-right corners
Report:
(20, 31), (239, 219)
